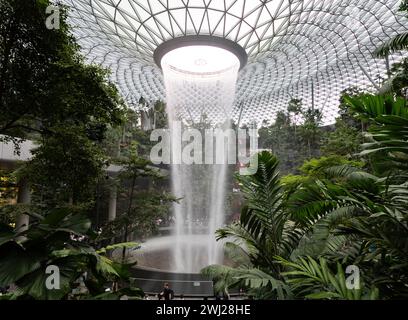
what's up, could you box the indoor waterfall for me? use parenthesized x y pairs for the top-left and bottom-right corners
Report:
(161, 45), (240, 273)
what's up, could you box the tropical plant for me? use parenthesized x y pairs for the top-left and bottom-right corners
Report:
(322, 120), (363, 158)
(258, 101), (324, 175)
(0, 206), (142, 300)
(285, 93), (408, 298)
(205, 94), (408, 298)
(96, 142), (176, 262)
(278, 256), (379, 300)
(221, 152), (304, 272)
(202, 152), (305, 299)
(375, 33), (408, 57)
(299, 156), (365, 179)
(344, 94), (408, 174)
(375, 1), (408, 57)
(0, 0), (124, 140)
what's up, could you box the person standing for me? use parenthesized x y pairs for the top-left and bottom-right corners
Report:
(160, 282), (174, 301)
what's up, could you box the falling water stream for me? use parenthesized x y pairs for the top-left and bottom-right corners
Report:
(161, 45), (240, 273)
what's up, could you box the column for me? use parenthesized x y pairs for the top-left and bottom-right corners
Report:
(16, 179), (31, 233)
(108, 185), (117, 221)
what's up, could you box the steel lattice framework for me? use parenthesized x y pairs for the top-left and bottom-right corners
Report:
(63, 0), (408, 124)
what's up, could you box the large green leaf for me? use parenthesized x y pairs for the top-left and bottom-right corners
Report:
(279, 256), (375, 300)
(16, 256), (87, 300)
(0, 224), (17, 246)
(0, 242), (42, 287)
(233, 268), (292, 300)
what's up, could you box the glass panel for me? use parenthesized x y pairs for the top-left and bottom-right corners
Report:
(62, 0), (408, 125)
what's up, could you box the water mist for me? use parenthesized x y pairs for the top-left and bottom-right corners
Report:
(160, 44), (241, 273)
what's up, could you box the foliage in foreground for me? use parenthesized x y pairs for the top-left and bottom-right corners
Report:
(202, 93), (408, 300)
(0, 207), (142, 300)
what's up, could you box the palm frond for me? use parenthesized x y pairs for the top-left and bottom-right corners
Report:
(236, 152), (284, 239)
(200, 264), (241, 295)
(233, 268), (292, 300)
(278, 256), (378, 300)
(223, 241), (252, 267)
(375, 32), (408, 57)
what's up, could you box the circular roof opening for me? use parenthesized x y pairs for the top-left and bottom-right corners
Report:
(161, 45), (241, 75)
(154, 35), (248, 72)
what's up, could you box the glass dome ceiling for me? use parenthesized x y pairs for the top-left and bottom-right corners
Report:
(63, 0), (408, 124)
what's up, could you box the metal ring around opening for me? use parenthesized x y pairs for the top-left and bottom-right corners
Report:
(153, 35), (248, 71)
